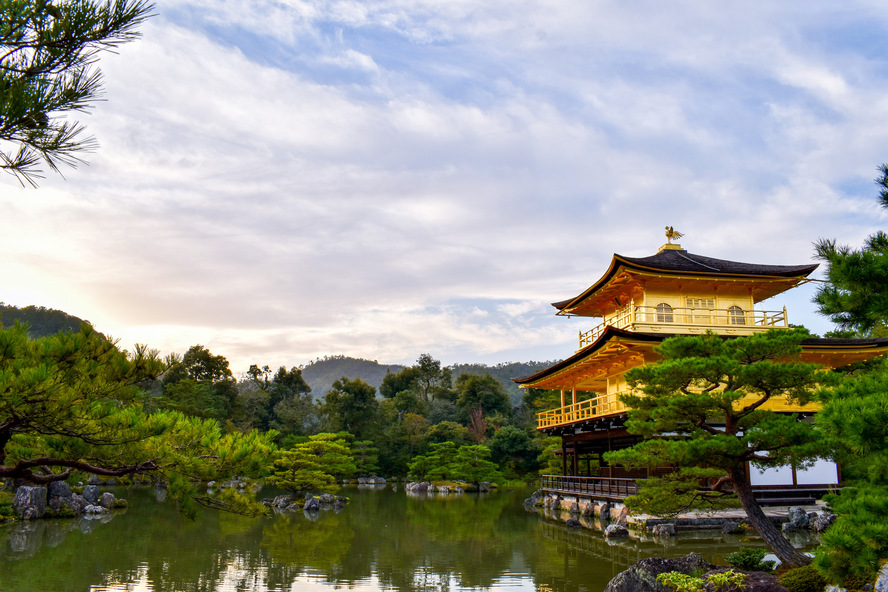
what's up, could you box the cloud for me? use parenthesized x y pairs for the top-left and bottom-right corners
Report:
(2, 1), (888, 370)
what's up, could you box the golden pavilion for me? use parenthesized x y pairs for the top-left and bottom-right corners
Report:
(517, 239), (888, 504)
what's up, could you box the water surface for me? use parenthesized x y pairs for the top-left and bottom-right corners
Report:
(0, 486), (760, 592)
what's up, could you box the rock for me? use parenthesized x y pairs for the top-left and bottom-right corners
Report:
(48, 481), (72, 499)
(651, 523), (676, 536)
(413, 482), (428, 493)
(304, 497), (320, 511)
(13, 486), (48, 519)
(876, 563), (888, 592)
(455, 486), (464, 493)
(566, 518), (582, 528)
(813, 511), (838, 533)
(603, 553), (716, 592)
(479, 481), (492, 492)
(569, 501), (580, 514)
(320, 493), (335, 504)
(333, 499), (346, 510)
(272, 495), (292, 508)
(207, 481), (216, 488)
(82, 485), (100, 505)
(721, 521), (746, 535)
(613, 514), (629, 527)
(69, 494), (88, 514)
(98, 492), (116, 509)
(786, 506), (810, 529)
(599, 502), (611, 521)
(83, 504), (109, 515)
(604, 524), (629, 538)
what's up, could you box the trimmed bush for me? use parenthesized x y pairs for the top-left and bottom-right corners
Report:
(724, 547), (776, 572)
(778, 565), (827, 592)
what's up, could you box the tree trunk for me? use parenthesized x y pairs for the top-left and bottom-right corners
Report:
(730, 466), (811, 568)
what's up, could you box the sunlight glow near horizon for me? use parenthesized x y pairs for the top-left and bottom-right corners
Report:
(3, 1), (887, 372)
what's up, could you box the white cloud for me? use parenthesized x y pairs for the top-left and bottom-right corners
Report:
(2, 0), (888, 370)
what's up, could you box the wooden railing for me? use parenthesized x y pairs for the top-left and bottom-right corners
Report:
(539, 474), (833, 505)
(540, 474), (640, 499)
(536, 391), (631, 429)
(578, 306), (788, 349)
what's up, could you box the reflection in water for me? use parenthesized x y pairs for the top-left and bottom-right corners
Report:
(0, 486), (763, 592)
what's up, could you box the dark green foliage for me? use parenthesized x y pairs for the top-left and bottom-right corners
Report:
(450, 361), (558, 405)
(267, 366), (316, 436)
(778, 565), (827, 592)
(318, 377), (379, 440)
(267, 433), (356, 495)
(0, 324), (276, 515)
(408, 442), (501, 485)
(724, 547), (775, 572)
(604, 329), (827, 568)
(425, 421), (471, 447)
(379, 366), (420, 399)
(156, 345), (238, 422)
(0, 304), (89, 337)
(813, 166), (888, 333)
(351, 440), (379, 477)
(0, 0), (153, 184)
(455, 373), (512, 418)
(488, 425), (540, 477)
(814, 368), (888, 584)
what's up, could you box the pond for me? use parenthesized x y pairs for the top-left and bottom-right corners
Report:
(0, 485), (763, 592)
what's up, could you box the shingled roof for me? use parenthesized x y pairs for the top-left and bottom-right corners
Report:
(553, 248), (819, 312)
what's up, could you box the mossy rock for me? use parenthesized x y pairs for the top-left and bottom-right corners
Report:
(113, 499), (129, 509)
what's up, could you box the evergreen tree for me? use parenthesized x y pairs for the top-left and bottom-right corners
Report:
(604, 329), (829, 568)
(814, 368), (888, 585)
(814, 165), (888, 334)
(267, 433), (356, 495)
(1, 0), (153, 184)
(0, 323), (275, 514)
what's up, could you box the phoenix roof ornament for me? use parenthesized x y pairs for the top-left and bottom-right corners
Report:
(665, 226), (684, 244)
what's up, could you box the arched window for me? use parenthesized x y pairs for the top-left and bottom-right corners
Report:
(656, 303), (673, 323)
(729, 305), (746, 325)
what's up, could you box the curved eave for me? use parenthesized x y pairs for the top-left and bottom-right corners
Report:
(514, 326), (664, 389)
(553, 253), (818, 317)
(515, 332), (888, 390)
(799, 337), (888, 367)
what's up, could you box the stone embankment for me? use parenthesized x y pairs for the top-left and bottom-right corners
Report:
(261, 492), (349, 516)
(12, 483), (126, 520)
(404, 481), (493, 494)
(525, 489), (837, 538)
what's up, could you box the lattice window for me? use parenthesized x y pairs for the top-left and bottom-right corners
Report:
(656, 303), (673, 323)
(686, 297), (715, 309)
(729, 305), (746, 325)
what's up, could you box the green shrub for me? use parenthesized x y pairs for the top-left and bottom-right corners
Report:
(724, 547), (776, 572)
(657, 569), (746, 592)
(0, 490), (14, 518)
(778, 565), (827, 592)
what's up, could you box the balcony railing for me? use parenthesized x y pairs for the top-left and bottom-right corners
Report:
(537, 390), (821, 430)
(536, 390), (631, 429)
(578, 305), (788, 349)
(540, 474), (641, 499)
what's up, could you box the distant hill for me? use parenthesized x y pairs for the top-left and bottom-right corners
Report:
(449, 361), (559, 404)
(0, 303), (90, 338)
(300, 355), (558, 404)
(300, 356), (405, 400)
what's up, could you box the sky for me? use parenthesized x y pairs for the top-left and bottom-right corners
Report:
(3, 0), (888, 374)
